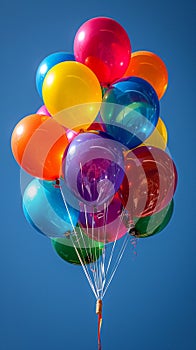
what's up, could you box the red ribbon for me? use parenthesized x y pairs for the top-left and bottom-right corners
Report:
(98, 312), (102, 350)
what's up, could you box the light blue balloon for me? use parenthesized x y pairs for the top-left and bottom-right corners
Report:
(36, 52), (75, 98)
(39, 179), (81, 213)
(23, 179), (79, 238)
(101, 77), (160, 149)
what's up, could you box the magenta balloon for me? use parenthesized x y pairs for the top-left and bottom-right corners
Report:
(74, 17), (131, 85)
(78, 181), (128, 243)
(66, 129), (78, 142)
(79, 191), (124, 228)
(36, 105), (51, 116)
(80, 213), (127, 243)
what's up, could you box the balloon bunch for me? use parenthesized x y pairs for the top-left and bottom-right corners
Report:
(11, 16), (177, 350)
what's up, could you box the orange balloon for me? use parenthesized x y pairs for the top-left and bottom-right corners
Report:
(11, 114), (69, 180)
(123, 51), (168, 99)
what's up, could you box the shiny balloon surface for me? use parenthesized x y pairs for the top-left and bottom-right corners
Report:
(36, 52), (75, 98)
(123, 51), (168, 99)
(74, 17), (131, 85)
(23, 179), (79, 237)
(101, 77), (159, 149)
(11, 114), (69, 180)
(134, 199), (174, 237)
(42, 61), (102, 118)
(52, 226), (103, 265)
(63, 132), (125, 206)
(124, 146), (177, 217)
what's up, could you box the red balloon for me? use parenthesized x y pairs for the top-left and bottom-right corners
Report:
(124, 146), (177, 218)
(11, 114), (69, 180)
(87, 121), (105, 133)
(74, 17), (131, 85)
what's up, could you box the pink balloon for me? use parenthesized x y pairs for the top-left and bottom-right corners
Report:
(79, 191), (128, 243)
(36, 105), (51, 116)
(79, 194), (123, 227)
(66, 129), (78, 142)
(80, 215), (127, 243)
(74, 17), (131, 85)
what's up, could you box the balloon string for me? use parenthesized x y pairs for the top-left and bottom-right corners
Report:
(99, 202), (109, 299)
(86, 204), (100, 297)
(92, 206), (101, 297)
(80, 169), (100, 298)
(96, 299), (102, 350)
(59, 181), (98, 299)
(102, 233), (129, 298)
(105, 208), (126, 277)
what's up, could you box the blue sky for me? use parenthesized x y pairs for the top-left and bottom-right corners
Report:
(1, 1), (195, 349)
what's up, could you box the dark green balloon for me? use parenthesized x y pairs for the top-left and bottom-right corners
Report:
(134, 199), (174, 238)
(51, 226), (103, 265)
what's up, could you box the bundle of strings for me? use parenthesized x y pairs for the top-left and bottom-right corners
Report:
(59, 180), (138, 349)
(96, 299), (103, 350)
(60, 179), (132, 300)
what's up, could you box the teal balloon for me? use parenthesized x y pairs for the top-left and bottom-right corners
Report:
(133, 199), (174, 238)
(23, 179), (79, 237)
(101, 77), (159, 149)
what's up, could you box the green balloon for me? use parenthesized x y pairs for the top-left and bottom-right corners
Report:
(51, 226), (103, 265)
(134, 199), (174, 238)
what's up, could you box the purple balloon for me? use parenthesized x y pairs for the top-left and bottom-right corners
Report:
(63, 132), (125, 206)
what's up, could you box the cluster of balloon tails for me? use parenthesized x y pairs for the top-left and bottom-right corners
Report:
(11, 16), (177, 350)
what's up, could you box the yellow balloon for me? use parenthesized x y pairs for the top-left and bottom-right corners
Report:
(42, 61), (102, 128)
(53, 102), (102, 132)
(142, 118), (168, 150)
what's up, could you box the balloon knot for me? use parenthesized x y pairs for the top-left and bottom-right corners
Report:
(128, 227), (139, 237)
(96, 299), (102, 315)
(53, 178), (60, 188)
